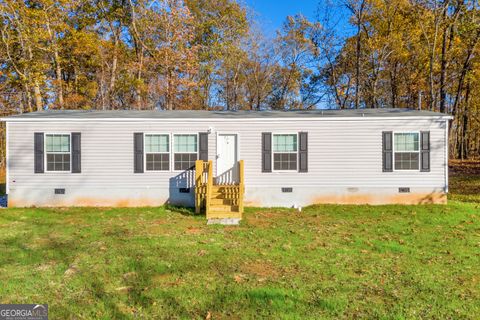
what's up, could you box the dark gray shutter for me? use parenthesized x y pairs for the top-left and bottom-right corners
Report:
(199, 132), (208, 161)
(34, 132), (44, 173)
(420, 131), (430, 172)
(134, 133), (144, 173)
(71, 132), (81, 173)
(298, 132), (308, 172)
(382, 131), (393, 172)
(262, 132), (272, 172)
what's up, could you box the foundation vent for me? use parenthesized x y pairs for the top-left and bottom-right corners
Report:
(398, 187), (410, 193)
(281, 187), (293, 193)
(179, 188), (190, 193)
(54, 188), (65, 195)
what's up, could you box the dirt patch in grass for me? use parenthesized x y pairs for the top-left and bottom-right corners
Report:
(185, 227), (203, 235)
(244, 209), (291, 227)
(150, 219), (167, 225)
(36, 261), (57, 272)
(151, 274), (184, 287)
(240, 260), (281, 280)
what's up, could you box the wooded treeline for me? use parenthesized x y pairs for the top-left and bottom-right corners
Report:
(0, 0), (479, 165)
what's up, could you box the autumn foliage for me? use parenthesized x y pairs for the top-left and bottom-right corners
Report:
(0, 0), (479, 162)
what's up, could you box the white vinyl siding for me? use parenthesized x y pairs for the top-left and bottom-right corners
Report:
(5, 118), (448, 207)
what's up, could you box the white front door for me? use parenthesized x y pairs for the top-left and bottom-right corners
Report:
(216, 134), (238, 184)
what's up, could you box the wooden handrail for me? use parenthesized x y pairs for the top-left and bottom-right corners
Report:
(195, 160), (203, 214)
(206, 160), (213, 216)
(195, 159), (243, 218)
(238, 160), (244, 214)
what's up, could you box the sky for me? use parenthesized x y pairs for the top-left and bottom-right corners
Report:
(244, 0), (355, 38)
(243, 1), (355, 109)
(245, 0), (319, 35)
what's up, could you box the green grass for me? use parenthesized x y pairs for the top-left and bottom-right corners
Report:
(450, 175), (480, 203)
(0, 167), (479, 319)
(1, 203), (479, 319)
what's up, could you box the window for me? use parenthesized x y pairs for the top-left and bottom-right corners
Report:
(394, 132), (419, 170)
(174, 134), (197, 170)
(45, 134), (71, 171)
(145, 134), (170, 171)
(273, 134), (297, 171)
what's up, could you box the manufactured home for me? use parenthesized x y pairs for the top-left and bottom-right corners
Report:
(1, 109), (452, 219)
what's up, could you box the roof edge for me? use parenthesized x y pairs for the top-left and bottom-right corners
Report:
(0, 109), (454, 121)
(1, 115), (454, 122)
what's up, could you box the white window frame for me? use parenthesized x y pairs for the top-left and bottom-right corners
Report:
(44, 133), (72, 173)
(172, 133), (199, 172)
(143, 133), (172, 172)
(272, 132), (299, 172)
(393, 131), (420, 171)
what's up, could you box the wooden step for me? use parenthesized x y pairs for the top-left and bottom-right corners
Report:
(212, 185), (240, 191)
(210, 194), (240, 200)
(210, 198), (234, 205)
(207, 211), (242, 219)
(209, 205), (232, 212)
(209, 205), (239, 212)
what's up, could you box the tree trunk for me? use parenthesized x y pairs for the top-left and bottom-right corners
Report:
(355, 25), (361, 109)
(109, 42), (118, 109)
(389, 64), (398, 108)
(136, 47), (144, 110)
(353, 0), (366, 109)
(427, 5), (442, 111)
(440, 2), (461, 114)
(54, 49), (64, 109)
(46, 18), (64, 110)
(100, 63), (106, 110)
(24, 82), (33, 113)
(461, 110), (468, 159)
(439, 23), (448, 113)
(167, 69), (173, 111)
(33, 80), (42, 111)
(428, 47), (436, 110)
(461, 80), (470, 159)
(74, 66), (78, 94)
(451, 29), (480, 116)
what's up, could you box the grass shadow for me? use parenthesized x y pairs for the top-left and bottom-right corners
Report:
(164, 204), (198, 217)
(87, 276), (130, 319)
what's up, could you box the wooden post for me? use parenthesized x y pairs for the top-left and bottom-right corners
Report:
(195, 160), (203, 214)
(206, 160), (213, 218)
(238, 160), (244, 215)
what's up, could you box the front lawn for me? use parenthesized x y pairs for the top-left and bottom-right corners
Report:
(0, 163), (479, 319)
(0, 202), (479, 319)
